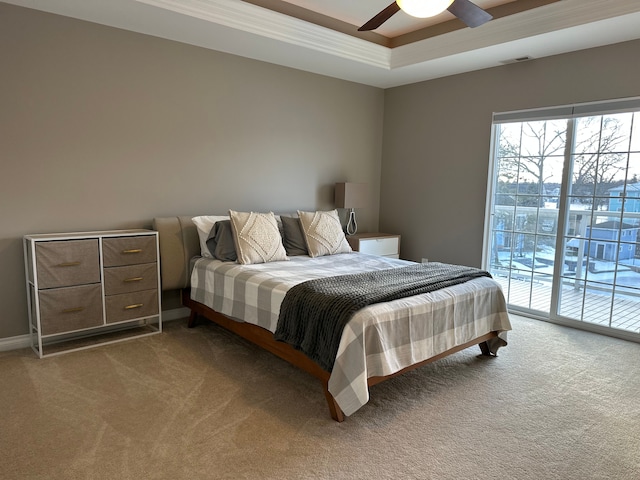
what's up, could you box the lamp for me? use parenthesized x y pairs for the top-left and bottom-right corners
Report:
(335, 182), (367, 236)
(396, 0), (454, 18)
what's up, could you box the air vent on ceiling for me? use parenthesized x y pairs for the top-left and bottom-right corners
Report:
(500, 56), (534, 65)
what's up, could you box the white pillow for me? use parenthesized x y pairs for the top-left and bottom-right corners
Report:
(297, 209), (352, 258)
(192, 215), (230, 258)
(228, 210), (288, 265)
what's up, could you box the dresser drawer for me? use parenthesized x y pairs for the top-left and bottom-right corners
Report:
(358, 237), (399, 256)
(35, 239), (100, 289)
(105, 289), (159, 324)
(38, 284), (103, 335)
(103, 235), (157, 267)
(104, 263), (158, 296)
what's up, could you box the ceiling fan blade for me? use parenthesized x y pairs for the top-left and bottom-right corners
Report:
(358, 2), (401, 32)
(447, 0), (493, 28)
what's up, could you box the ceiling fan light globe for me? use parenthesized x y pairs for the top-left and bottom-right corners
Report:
(396, 0), (455, 18)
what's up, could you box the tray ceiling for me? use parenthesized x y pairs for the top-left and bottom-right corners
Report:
(4, 0), (640, 88)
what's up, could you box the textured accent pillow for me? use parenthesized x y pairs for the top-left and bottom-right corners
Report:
(297, 209), (352, 258)
(280, 216), (308, 256)
(192, 215), (229, 257)
(229, 210), (288, 265)
(205, 220), (237, 262)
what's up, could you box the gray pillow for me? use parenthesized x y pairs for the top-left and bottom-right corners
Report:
(280, 216), (308, 256)
(206, 220), (237, 262)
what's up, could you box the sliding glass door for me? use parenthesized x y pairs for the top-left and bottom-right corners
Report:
(489, 119), (566, 314)
(485, 99), (640, 340)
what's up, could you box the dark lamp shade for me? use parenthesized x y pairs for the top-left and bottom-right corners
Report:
(335, 183), (367, 209)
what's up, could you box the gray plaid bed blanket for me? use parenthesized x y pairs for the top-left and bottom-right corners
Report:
(275, 263), (492, 372)
(190, 253), (511, 416)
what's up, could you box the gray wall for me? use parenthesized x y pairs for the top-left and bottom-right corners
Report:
(0, 4), (384, 339)
(380, 39), (640, 267)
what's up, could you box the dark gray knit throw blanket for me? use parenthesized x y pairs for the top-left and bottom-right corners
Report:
(274, 262), (492, 372)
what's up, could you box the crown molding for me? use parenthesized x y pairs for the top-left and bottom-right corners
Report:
(136, 0), (391, 69)
(391, 0), (640, 69)
(136, 0), (640, 73)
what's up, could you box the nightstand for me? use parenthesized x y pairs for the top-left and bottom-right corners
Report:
(347, 233), (401, 258)
(24, 229), (162, 357)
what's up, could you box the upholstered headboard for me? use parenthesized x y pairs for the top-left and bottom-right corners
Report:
(152, 216), (200, 291)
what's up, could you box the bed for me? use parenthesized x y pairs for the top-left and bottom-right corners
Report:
(152, 214), (511, 422)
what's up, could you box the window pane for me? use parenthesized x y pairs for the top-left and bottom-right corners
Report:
(589, 211), (623, 232)
(587, 239), (619, 265)
(514, 207), (537, 233)
(621, 195), (640, 249)
(616, 260), (640, 289)
(543, 120), (567, 153)
(519, 121), (547, 157)
(494, 205), (515, 230)
(537, 213), (558, 235)
(496, 156), (518, 190)
(612, 291), (640, 331)
(630, 114), (640, 152)
(600, 113), (633, 152)
(574, 116), (602, 155)
(516, 160), (541, 194)
(561, 235), (590, 277)
(581, 281), (614, 326)
(506, 273), (533, 309)
(595, 153), (628, 190)
(569, 156), (596, 198)
(497, 123), (522, 157)
(558, 279), (585, 318)
(626, 153), (640, 182)
(530, 274), (553, 312)
(532, 235), (555, 274)
(541, 155), (563, 208)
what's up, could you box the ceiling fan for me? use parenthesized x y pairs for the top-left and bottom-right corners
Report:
(358, 0), (493, 32)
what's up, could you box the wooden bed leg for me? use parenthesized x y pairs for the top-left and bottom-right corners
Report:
(322, 383), (345, 422)
(187, 310), (198, 328)
(478, 341), (492, 356)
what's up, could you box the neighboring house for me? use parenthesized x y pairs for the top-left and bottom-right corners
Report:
(608, 183), (640, 212)
(586, 220), (639, 261)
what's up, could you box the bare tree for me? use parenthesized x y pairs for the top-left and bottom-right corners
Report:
(570, 116), (628, 207)
(498, 116), (628, 208)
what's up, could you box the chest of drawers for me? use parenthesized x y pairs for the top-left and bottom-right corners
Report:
(24, 230), (162, 357)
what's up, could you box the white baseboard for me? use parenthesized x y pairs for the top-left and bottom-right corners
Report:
(0, 307), (191, 352)
(0, 334), (31, 352)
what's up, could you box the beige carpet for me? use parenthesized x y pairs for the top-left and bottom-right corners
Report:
(1, 315), (639, 480)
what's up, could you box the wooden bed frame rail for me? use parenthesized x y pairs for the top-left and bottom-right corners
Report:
(181, 289), (497, 422)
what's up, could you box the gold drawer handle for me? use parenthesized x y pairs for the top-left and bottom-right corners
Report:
(122, 249), (142, 254)
(124, 277), (143, 283)
(124, 303), (143, 310)
(62, 307), (84, 313)
(57, 261), (81, 267)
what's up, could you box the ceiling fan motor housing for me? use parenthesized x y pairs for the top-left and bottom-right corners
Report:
(396, 0), (455, 19)
(359, 0), (492, 32)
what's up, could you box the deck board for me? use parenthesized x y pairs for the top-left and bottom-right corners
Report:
(494, 275), (640, 333)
